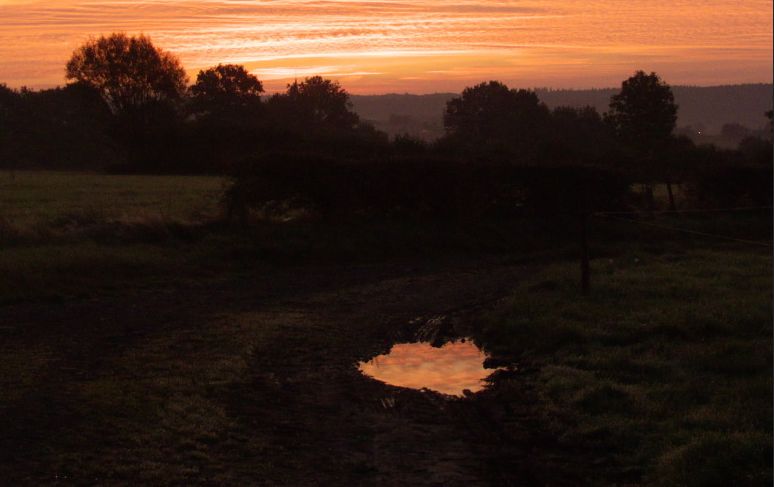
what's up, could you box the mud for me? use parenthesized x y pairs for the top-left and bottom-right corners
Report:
(0, 257), (591, 485)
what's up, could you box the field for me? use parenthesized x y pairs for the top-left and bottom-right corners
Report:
(479, 248), (772, 485)
(0, 171), (224, 225)
(0, 171), (770, 484)
(0, 171), (227, 304)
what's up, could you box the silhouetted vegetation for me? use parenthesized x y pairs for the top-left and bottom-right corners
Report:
(441, 81), (551, 163)
(0, 36), (770, 224)
(3, 65), (770, 219)
(0, 82), (116, 169)
(350, 85), (772, 142)
(63, 34), (188, 172)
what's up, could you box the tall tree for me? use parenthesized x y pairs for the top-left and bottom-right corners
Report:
(546, 105), (619, 166)
(65, 33), (187, 115)
(65, 33), (188, 169)
(190, 64), (263, 116)
(0, 84), (19, 171)
(186, 65), (266, 171)
(607, 71), (678, 209)
(608, 71), (677, 148)
(442, 81), (550, 162)
(283, 76), (359, 129)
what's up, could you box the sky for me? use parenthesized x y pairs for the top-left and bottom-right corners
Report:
(359, 341), (493, 396)
(0, 0), (771, 93)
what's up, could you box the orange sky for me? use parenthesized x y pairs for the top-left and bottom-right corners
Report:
(1, 0), (771, 93)
(359, 341), (494, 396)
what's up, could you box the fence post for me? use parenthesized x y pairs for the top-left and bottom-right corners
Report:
(581, 211), (590, 295)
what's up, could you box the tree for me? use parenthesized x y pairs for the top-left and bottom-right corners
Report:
(262, 76), (369, 156)
(442, 81), (550, 162)
(738, 135), (773, 166)
(607, 71), (677, 149)
(280, 76), (359, 129)
(546, 106), (619, 166)
(0, 84), (19, 171)
(607, 71), (678, 209)
(183, 65), (266, 171)
(65, 34), (188, 169)
(65, 33), (187, 115)
(721, 123), (751, 142)
(0, 84), (116, 171)
(190, 64), (263, 116)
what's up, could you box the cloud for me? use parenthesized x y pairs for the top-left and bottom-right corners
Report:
(1, 0), (771, 90)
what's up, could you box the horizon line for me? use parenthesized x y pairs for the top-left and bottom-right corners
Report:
(4, 81), (773, 97)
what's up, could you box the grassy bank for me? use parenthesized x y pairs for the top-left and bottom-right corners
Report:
(479, 245), (772, 485)
(0, 171), (224, 225)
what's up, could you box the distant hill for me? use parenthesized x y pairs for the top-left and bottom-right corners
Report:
(351, 84), (773, 141)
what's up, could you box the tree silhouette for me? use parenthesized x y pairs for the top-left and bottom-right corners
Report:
(0, 84), (18, 170)
(0, 83), (116, 170)
(607, 71), (678, 208)
(183, 65), (266, 171)
(190, 64), (263, 116)
(282, 76), (359, 129)
(442, 81), (550, 162)
(65, 34), (188, 169)
(66, 33), (187, 114)
(607, 71), (677, 149)
(546, 106), (619, 166)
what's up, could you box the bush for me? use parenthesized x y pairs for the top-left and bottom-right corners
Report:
(225, 153), (633, 224)
(694, 166), (773, 207)
(518, 166), (632, 216)
(654, 432), (771, 486)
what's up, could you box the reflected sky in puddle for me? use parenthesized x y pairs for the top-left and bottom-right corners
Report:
(358, 340), (495, 396)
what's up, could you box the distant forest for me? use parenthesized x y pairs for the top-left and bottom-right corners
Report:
(352, 84), (774, 141)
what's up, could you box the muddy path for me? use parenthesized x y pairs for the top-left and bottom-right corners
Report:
(0, 257), (588, 485)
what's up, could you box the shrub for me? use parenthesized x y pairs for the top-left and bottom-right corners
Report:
(225, 153), (633, 224)
(694, 166), (773, 207)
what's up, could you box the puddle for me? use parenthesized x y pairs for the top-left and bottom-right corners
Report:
(358, 340), (498, 396)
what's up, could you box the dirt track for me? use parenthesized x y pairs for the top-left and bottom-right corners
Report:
(1, 257), (589, 485)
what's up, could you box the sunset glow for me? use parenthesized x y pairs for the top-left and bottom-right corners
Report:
(359, 341), (496, 396)
(1, 0), (771, 92)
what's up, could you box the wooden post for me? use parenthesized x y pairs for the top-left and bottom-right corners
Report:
(666, 180), (677, 211)
(580, 211), (590, 295)
(645, 184), (655, 213)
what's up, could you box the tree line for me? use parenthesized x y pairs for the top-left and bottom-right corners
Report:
(0, 33), (771, 217)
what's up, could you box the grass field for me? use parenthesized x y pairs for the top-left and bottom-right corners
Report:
(479, 246), (772, 485)
(0, 171), (229, 303)
(0, 170), (771, 484)
(0, 171), (225, 226)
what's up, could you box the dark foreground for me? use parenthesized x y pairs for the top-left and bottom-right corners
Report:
(0, 171), (770, 485)
(1, 258), (562, 485)
(2, 245), (770, 485)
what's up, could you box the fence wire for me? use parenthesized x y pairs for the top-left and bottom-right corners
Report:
(594, 211), (772, 248)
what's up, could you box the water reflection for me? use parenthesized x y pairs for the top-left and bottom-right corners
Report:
(358, 340), (496, 396)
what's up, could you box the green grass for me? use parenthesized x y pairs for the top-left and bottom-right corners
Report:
(0, 170), (225, 226)
(478, 245), (772, 485)
(0, 171), (229, 303)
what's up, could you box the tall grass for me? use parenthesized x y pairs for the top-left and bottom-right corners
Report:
(479, 245), (772, 484)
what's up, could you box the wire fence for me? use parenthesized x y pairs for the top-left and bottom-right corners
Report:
(594, 206), (772, 216)
(591, 205), (772, 247)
